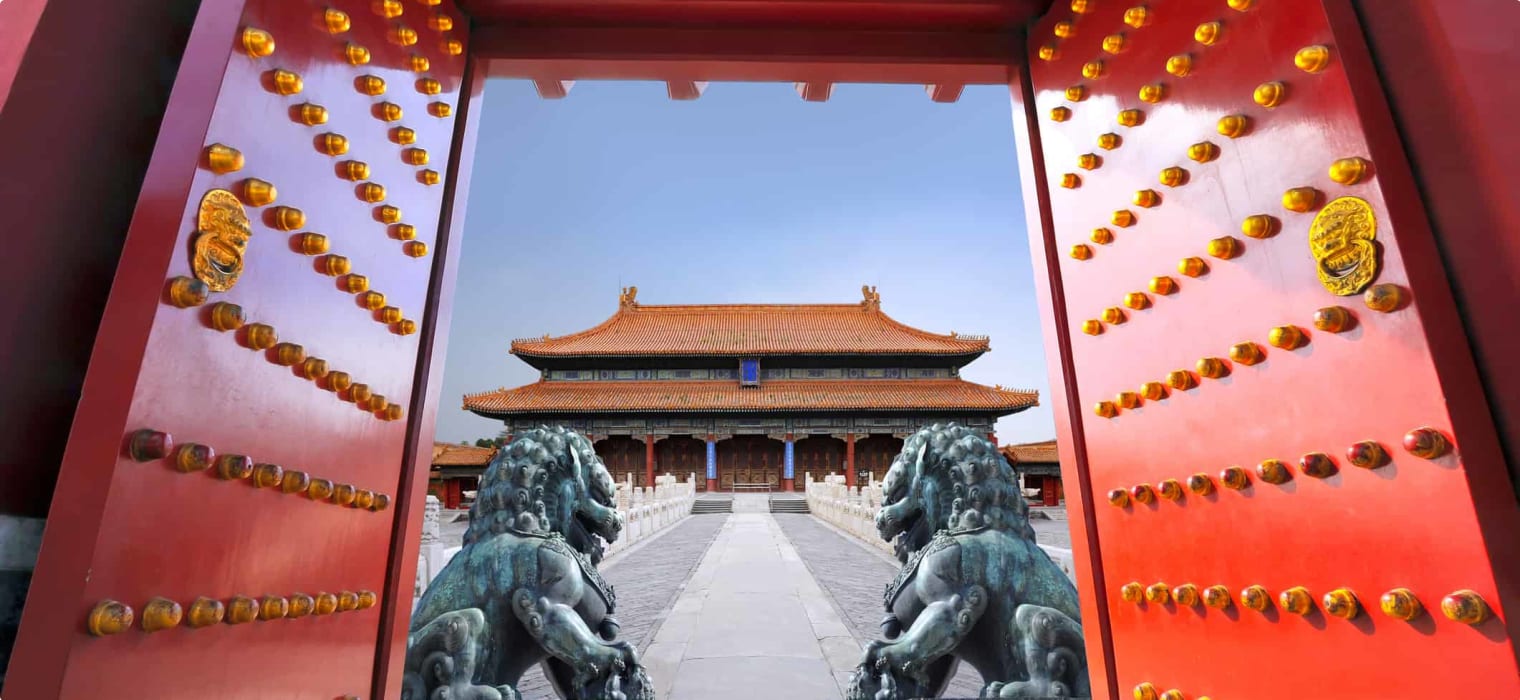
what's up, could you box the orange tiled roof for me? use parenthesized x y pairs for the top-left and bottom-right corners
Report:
(510, 296), (990, 358)
(431, 442), (497, 467)
(463, 379), (1037, 416)
(1001, 440), (1058, 464)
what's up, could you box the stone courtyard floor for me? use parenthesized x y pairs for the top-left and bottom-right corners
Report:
(516, 513), (728, 699)
(459, 497), (1074, 700)
(774, 514), (985, 699)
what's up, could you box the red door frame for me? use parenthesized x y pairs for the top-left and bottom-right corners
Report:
(374, 51), (486, 695)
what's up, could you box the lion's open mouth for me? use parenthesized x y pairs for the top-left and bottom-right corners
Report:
(569, 509), (612, 563)
(576, 508), (618, 543)
(890, 509), (929, 561)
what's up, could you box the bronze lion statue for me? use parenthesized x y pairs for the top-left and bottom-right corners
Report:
(848, 423), (1088, 699)
(404, 426), (654, 700)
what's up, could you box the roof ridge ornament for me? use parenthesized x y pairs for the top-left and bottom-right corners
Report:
(861, 284), (881, 309)
(619, 285), (639, 308)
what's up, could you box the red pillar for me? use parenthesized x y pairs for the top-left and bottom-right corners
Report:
(645, 434), (656, 487)
(988, 432), (998, 446)
(845, 433), (856, 487)
(1042, 475), (1060, 506)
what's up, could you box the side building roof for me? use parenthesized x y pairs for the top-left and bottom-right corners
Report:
(1001, 439), (1058, 464)
(431, 442), (497, 467)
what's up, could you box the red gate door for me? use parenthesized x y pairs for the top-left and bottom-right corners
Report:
(1015, 1), (1520, 698)
(8, 0), (474, 696)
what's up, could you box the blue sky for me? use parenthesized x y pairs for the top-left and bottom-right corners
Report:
(434, 79), (1057, 446)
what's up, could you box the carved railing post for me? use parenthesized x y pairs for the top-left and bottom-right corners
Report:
(415, 495), (446, 599)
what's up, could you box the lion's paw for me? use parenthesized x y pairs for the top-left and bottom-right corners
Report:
(1003, 604), (1089, 698)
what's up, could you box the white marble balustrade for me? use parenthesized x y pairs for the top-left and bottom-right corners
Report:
(602, 472), (698, 558)
(414, 474), (699, 605)
(801, 472), (1076, 583)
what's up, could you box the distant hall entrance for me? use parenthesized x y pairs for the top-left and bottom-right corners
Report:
(855, 435), (906, 484)
(716, 436), (784, 491)
(594, 436), (647, 487)
(794, 435), (846, 490)
(657, 436), (707, 485)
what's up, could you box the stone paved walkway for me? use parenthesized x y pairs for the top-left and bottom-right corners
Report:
(518, 514), (729, 700)
(509, 505), (1072, 699)
(774, 514), (985, 699)
(643, 511), (863, 700)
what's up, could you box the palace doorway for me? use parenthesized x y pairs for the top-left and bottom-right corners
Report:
(855, 434), (905, 484)
(715, 436), (784, 491)
(594, 436), (647, 487)
(656, 436), (706, 485)
(794, 435), (846, 487)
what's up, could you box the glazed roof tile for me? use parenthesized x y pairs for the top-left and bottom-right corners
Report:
(1001, 439), (1059, 464)
(431, 442), (497, 466)
(463, 378), (1037, 416)
(510, 299), (990, 358)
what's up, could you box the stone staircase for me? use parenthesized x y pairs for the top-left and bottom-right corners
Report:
(690, 495), (733, 514)
(1029, 505), (1068, 521)
(768, 493), (810, 514)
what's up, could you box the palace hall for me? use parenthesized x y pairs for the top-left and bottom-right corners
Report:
(463, 287), (1038, 491)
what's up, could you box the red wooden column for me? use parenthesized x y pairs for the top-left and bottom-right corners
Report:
(644, 434), (656, 487)
(987, 432), (998, 446)
(845, 433), (856, 487)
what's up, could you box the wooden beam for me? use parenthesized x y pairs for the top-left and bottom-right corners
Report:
(473, 25), (1015, 85)
(532, 79), (574, 98)
(457, 0), (1047, 34)
(794, 80), (833, 101)
(925, 83), (965, 102)
(666, 80), (708, 100)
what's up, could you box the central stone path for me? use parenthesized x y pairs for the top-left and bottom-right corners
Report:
(518, 512), (728, 699)
(643, 501), (864, 699)
(775, 513), (985, 698)
(518, 495), (1018, 698)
